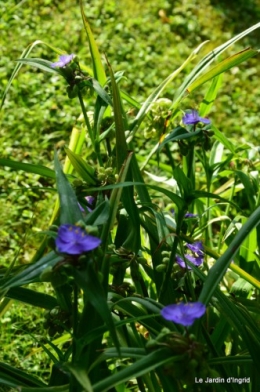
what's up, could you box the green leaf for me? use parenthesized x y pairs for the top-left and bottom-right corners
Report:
(0, 158), (56, 179)
(107, 59), (140, 253)
(185, 259), (260, 371)
(188, 48), (259, 92)
(92, 348), (181, 392)
(211, 125), (236, 154)
(173, 22), (260, 105)
(106, 57), (128, 172)
(239, 217), (258, 267)
(91, 78), (112, 107)
(1, 40), (64, 109)
(21, 386), (69, 392)
(54, 150), (83, 224)
(79, 0), (106, 86)
(6, 287), (57, 309)
(0, 251), (63, 291)
(16, 57), (60, 74)
(192, 190), (239, 210)
(85, 200), (110, 226)
(112, 296), (164, 334)
(209, 141), (224, 168)
(0, 362), (45, 388)
(230, 278), (253, 297)
(64, 148), (97, 185)
(131, 41), (208, 136)
(199, 205), (260, 305)
(235, 170), (256, 211)
(73, 263), (120, 354)
(199, 74), (223, 117)
(173, 167), (192, 199)
(87, 182), (185, 212)
(66, 365), (93, 392)
(158, 126), (202, 151)
(100, 153), (134, 258)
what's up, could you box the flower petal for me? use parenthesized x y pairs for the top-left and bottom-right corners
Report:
(55, 224), (101, 255)
(161, 302), (206, 326)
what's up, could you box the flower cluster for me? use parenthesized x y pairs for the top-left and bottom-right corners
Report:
(182, 110), (210, 126)
(176, 241), (204, 269)
(55, 224), (101, 255)
(161, 302), (206, 326)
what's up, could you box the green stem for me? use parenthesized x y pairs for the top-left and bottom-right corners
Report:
(77, 90), (103, 166)
(202, 148), (213, 251)
(159, 210), (185, 303)
(70, 284), (79, 392)
(77, 89), (93, 142)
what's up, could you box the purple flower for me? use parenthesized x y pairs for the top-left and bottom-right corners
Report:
(171, 209), (198, 219)
(182, 110), (210, 125)
(176, 255), (191, 269)
(185, 254), (203, 267)
(161, 302), (206, 326)
(186, 241), (203, 256)
(51, 54), (75, 68)
(78, 196), (95, 212)
(55, 224), (101, 255)
(176, 242), (204, 269)
(184, 212), (198, 219)
(86, 196), (95, 211)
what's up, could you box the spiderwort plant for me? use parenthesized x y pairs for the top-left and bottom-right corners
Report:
(2, 2), (260, 391)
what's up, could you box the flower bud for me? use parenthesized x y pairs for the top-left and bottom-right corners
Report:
(156, 264), (167, 272)
(161, 251), (170, 257)
(40, 267), (53, 282)
(162, 257), (169, 264)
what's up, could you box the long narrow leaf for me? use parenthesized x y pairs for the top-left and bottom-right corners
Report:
(0, 362), (45, 387)
(199, 205), (260, 305)
(0, 158), (56, 179)
(0, 252), (63, 291)
(173, 21), (260, 105)
(1, 40), (64, 109)
(199, 74), (223, 117)
(79, 0), (106, 86)
(54, 150), (83, 224)
(6, 287), (57, 309)
(16, 58), (59, 74)
(92, 348), (182, 392)
(188, 48), (258, 92)
(73, 264), (120, 354)
(130, 41), (208, 136)
(64, 148), (97, 185)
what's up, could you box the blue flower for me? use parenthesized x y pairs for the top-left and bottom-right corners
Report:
(55, 224), (101, 255)
(176, 255), (190, 269)
(78, 196), (95, 212)
(171, 209), (198, 219)
(51, 54), (75, 68)
(182, 110), (210, 125)
(186, 241), (203, 256)
(184, 212), (198, 219)
(176, 241), (204, 269)
(161, 302), (206, 326)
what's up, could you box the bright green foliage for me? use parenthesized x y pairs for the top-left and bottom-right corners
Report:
(1, 1), (260, 391)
